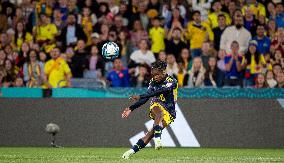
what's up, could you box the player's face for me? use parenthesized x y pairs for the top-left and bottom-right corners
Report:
(151, 69), (165, 83)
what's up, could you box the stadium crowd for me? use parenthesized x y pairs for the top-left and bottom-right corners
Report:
(0, 0), (283, 88)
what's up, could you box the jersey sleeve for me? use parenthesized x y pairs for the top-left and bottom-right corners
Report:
(140, 77), (176, 99)
(129, 81), (154, 111)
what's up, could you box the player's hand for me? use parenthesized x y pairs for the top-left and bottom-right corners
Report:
(129, 95), (140, 101)
(122, 108), (132, 118)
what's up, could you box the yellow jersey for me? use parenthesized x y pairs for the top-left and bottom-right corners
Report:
(44, 58), (72, 88)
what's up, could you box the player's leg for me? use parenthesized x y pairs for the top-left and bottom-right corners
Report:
(150, 106), (164, 149)
(122, 128), (154, 159)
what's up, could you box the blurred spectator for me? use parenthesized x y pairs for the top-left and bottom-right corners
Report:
(169, 0), (186, 19)
(129, 39), (156, 68)
(0, 50), (6, 67)
(220, 9), (251, 54)
(0, 10), (8, 33)
(16, 42), (29, 66)
(271, 49), (284, 68)
(253, 24), (271, 54)
(178, 48), (192, 72)
(130, 19), (148, 50)
(33, 13), (58, 53)
(107, 58), (131, 87)
(14, 77), (24, 87)
(157, 50), (167, 62)
(275, 72), (284, 88)
(0, 33), (10, 48)
(242, 0), (266, 18)
(267, 20), (277, 38)
(166, 53), (179, 77)
(23, 50), (44, 87)
(84, 45), (104, 79)
(113, 15), (128, 33)
(131, 64), (151, 87)
(191, 0), (211, 21)
(212, 14), (227, 51)
(254, 73), (268, 88)
(243, 40), (267, 87)
(39, 51), (48, 63)
(165, 7), (185, 30)
(266, 1), (276, 19)
(108, 0), (119, 16)
(147, 0), (161, 13)
(14, 21), (33, 50)
(60, 14), (87, 50)
(204, 56), (224, 87)
(0, 67), (6, 87)
(228, 0), (237, 18)
(70, 40), (88, 78)
(271, 28), (284, 54)
(272, 63), (283, 77)
(207, 0), (231, 29)
(3, 59), (19, 87)
(186, 10), (213, 57)
(165, 27), (187, 59)
(217, 49), (226, 72)
(44, 47), (72, 88)
(54, 0), (68, 21)
(149, 17), (165, 55)
(201, 41), (215, 70)
(52, 9), (65, 36)
(118, 30), (132, 66)
(78, 7), (97, 45)
(243, 8), (258, 37)
(266, 70), (277, 88)
(185, 57), (205, 87)
(275, 3), (284, 28)
(224, 41), (243, 87)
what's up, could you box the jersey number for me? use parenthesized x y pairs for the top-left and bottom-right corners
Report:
(159, 94), (166, 101)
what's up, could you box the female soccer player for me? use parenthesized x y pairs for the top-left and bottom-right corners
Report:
(121, 60), (178, 159)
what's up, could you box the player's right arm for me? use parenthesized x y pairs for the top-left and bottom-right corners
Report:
(121, 82), (153, 118)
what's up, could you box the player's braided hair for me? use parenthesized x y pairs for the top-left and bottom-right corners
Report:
(151, 60), (167, 71)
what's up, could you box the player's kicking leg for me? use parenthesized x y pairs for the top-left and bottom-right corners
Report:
(122, 128), (154, 159)
(122, 106), (167, 159)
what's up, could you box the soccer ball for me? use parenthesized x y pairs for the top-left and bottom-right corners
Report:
(102, 41), (119, 60)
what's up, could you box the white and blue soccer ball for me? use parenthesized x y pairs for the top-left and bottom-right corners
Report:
(102, 41), (119, 60)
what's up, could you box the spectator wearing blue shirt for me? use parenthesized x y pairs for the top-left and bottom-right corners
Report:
(253, 24), (271, 54)
(107, 58), (131, 87)
(224, 41), (243, 87)
(275, 3), (284, 28)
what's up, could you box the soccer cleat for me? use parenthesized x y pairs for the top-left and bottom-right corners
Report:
(122, 149), (135, 159)
(153, 138), (163, 150)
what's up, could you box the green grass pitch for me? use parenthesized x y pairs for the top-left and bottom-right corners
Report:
(0, 147), (283, 163)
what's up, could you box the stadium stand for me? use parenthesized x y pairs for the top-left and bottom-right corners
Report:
(0, 0), (283, 88)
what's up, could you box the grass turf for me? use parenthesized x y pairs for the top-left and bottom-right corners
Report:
(0, 148), (283, 163)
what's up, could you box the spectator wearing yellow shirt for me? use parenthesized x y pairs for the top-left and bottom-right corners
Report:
(149, 17), (165, 55)
(14, 21), (33, 50)
(44, 47), (72, 88)
(186, 10), (214, 57)
(36, 0), (54, 17)
(78, 7), (97, 46)
(207, 0), (231, 29)
(33, 13), (58, 53)
(241, 0), (266, 18)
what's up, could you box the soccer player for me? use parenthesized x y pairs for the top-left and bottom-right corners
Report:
(121, 60), (178, 159)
